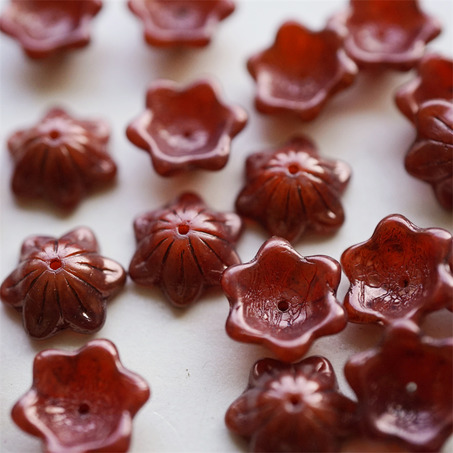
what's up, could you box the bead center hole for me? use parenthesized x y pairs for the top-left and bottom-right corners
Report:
(178, 224), (190, 235)
(289, 394), (302, 406)
(288, 164), (300, 175)
(49, 259), (62, 270)
(49, 129), (61, 140)
(78, 403), (90, 415)
(277, 300), (289, 312)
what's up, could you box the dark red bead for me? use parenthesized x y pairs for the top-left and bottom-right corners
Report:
(0, 0), (102, 58)
(126, 79), (247, 176)
(404, 100), (453, 211)
(345, 321), (453, 452)
(226, 356), (357, 452)
(7, 108), (117, 211)
(222, 237), (347, 362)
(12, 339), (150, 452)
(127, 0), (235, 48)
(129, 192), (242, 307)
(247, 21), (357, 121)
(328, 0), (441, 71)
(235, 136), (351, 243)
(341, 214), (453, 325)
(1, 227), (126, 339)
(395, 53), (453, 123)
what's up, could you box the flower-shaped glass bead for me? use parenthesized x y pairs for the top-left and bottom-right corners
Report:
(12, 339), (150, 453)
(0, 227), (126, 339)
(7, 107), (117, 211)
(127, 0), (235, 48)
(328, 0), (441, 71)
(222, 237), (347, 362)
(129, 192), (242, 307)
(395, 53), (453, 123)
(0, 0), (102, 58)
(235, 136), (351, 243)
(247, 21), (358, 121)
(345, 321), (453, 452)
(341, 214), (453, 325)
(126, 79), (247, 176)
(405, 100), (453, 211)
(226, 356), (357, 452)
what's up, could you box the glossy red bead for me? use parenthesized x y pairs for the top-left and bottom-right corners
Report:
(127, 0), (235, 48)
(247, 20), (357, 121)
(126, 79), (247, 176)
(129, 192), (242, 307)
(7, 108), (117, 211)
(404, 100), (453, 211)
(222, 237), (347, 362)
(226, 356), (357, 452)
(345, 321), (453, 452)
(12, 339), (150, 453)
(328, 0), (441, 71)
(0, 0), (102, 58)
(395, 53), (453, 123)
(0, 227), (126, 339)
(235, 136), (351, 243)
(341, 214), (453, 325)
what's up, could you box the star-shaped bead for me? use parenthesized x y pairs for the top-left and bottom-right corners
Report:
(7, 107), (117, 211)
(126, 79), (247, 176)
(226, 356), (357, 452)
(222, 237), (347, 362)
(129, 192), (242, 307)
(247, 21), (357, 121)
(0, 0), (103, 58)
(12, 339), (150, 452)
(1, 227), (126, 339)
(341, 214), (453, 325)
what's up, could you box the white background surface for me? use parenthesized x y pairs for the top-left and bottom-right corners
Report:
(1, 0), (452, 452)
